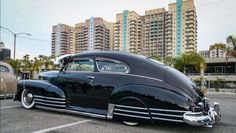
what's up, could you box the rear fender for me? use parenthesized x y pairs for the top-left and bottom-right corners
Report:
(111, 84), (192, 111)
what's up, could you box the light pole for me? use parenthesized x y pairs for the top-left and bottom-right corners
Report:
(0, 26), (31, 60)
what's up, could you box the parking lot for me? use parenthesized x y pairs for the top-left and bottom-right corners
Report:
(1, 93), (236, 133)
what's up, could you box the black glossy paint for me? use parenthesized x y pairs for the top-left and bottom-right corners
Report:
(15, 51), (204, 123)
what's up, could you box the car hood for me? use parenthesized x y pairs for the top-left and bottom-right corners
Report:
(164, 66), (203, 102)
(38, 71), (59, 78)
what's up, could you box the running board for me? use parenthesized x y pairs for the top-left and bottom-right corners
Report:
(36, 105), (106, 119)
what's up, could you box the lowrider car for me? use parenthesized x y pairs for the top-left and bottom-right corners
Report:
(0, 62), (17, 98)
(14, 52), (221, 127)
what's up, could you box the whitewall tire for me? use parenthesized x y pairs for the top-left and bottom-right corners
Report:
(21, 89), (35, 109)
(122, 121), (139, 126)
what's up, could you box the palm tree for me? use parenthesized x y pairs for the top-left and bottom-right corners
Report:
(174, 52), (206, 74)
(226, 35), (236, 60)
(5, 58), (21, 76)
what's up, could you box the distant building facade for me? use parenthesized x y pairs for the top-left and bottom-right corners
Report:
(51, 0), (198, 57)
(0, 43), (11, 61)
(199, 50), (209, 58)
(72, 17), (114, 53)
(209, 44), (226, 58)
(169, 0), (197, 58)
(114, 10), (142, 53)
(142, 8), (172, 58)
(51, 24), (72, 57)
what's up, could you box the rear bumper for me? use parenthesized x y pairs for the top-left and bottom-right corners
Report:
(183, 102), (221, 127)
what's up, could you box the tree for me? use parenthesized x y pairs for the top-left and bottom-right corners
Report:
(226, 35), (236, 60)
(5, 58), (21, 76)
(213, 77), (224, 92)
(163, 56), (176, 67)
(174, 52), (206, 74)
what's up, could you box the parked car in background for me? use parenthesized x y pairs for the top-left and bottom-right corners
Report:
(0, 62), (17, 99)
(14, 52), (221, 127)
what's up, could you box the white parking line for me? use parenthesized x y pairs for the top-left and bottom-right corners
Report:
(31, 119), (92, 133)
(0, 105), (23, 109)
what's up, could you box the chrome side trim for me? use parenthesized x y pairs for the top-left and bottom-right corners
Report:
(149, 108), (190, 113)
(35, 101), (66, 108)
(36, 105), (106, 119)
(152, 117), (184, 123)
(127, 74), (163, 82)
(114, 112), (150, 119)
(107, 103), (115, 120)
(151, 112), (183, 118)
(115, 105), (148, 110)
(114, 108), (149, 115)
(34, 95), (66, 101)
(34, 98), (66, 104)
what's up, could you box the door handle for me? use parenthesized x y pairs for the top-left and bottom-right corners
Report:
(87, 76), (94, 80)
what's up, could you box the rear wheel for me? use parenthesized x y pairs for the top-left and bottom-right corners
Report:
(21, 89), (35, 109)
(116, 97), (149, 126)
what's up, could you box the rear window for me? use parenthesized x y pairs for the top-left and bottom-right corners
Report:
(0, 65), (9, 72)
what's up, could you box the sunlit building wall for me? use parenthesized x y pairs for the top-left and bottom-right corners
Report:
(169, 0), (197, 58)
(72, 17), (114, 53)
(51, 24), (72, 57)
(114, 10), (142, 53)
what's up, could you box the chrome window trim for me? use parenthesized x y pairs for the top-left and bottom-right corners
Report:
(64, 58), (95, 72)
(95, 57), (130, 74)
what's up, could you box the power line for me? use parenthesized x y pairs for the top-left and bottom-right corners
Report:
(1, 29), (51, 44)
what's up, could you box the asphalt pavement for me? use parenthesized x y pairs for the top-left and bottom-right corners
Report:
(0, 92), (236, 133)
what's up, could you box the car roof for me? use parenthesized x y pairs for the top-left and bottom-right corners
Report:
(72, 51), (147, 61)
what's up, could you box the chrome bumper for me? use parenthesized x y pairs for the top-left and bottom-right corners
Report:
(183, 102), (221, 127)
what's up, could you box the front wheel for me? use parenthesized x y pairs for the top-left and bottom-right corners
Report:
(21, 89), (35, 109)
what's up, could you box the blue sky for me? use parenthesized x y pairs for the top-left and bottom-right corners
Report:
(1, 0), (236, 59)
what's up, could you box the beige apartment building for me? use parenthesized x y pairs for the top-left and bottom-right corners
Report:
(72, 17), (114, 53)
(142, 8), (173, 58)
(169, 0), (197, 58)
(51, 24), (72, 57)
(114, 10), (142, 53)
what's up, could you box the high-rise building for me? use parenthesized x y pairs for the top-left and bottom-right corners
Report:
(142, 8), (173, 58)
(169, 0), (197, 58)
(51, 24), (72, 57)
(114, 10), (142, 53)
(72, 17), (114, 53)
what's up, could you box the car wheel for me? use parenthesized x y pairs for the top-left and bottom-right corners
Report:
(117, 97), (149, 126)
(21, 89), (35, 109)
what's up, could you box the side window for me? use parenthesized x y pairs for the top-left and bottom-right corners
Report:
(96, 58), (130, 73)
(0, 65), (9, 72)
(65, 59), (94, 72)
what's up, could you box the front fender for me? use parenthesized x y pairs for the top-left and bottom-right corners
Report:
(14, 80), (65, 101)
(111, 84), (193, 111)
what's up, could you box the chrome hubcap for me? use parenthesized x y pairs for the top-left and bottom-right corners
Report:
(23, 90), (33, 105)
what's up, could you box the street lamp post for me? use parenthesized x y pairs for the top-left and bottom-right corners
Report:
(0, 26), (31, 60)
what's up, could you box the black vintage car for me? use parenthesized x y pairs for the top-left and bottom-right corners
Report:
(14, 52), (221, 127)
